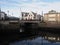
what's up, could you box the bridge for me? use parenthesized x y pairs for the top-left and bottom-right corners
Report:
(20, 20), (41, 24)
(19, 20), (42, 30)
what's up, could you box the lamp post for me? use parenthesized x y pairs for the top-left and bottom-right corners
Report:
(7, 10), (9, 16)
(41, 11), (44, 22)
(0, 8), (1, 21)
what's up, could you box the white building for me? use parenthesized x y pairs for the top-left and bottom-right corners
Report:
(0, 11), (7, 20)
(21, 12), (37, 20)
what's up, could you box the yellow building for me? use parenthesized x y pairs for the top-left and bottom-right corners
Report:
(44, 10), (60, 24)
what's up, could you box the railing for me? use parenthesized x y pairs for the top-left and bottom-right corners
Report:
(20, 19), (41, 21)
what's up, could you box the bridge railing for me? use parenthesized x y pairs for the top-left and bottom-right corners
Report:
(20, 19), (41, 21)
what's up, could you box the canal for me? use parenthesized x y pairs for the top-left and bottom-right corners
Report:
(0, 28), (60, 45)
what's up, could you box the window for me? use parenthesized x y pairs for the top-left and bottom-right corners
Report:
(48, 18), (56, 21)
(48, 14), (56, 17)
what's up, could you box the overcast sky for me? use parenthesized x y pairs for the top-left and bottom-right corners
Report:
(0, 0), (60, 17)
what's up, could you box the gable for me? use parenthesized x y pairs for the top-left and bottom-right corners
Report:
(28, 12), (34, 16)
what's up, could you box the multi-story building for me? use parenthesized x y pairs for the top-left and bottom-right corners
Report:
(21, 12), (37, 20)
(44, 10), (60, 24)
(21, 11), (42, 21)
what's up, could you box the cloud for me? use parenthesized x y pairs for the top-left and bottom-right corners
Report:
(19, 1), (60, 15)
(32, 0), (37, 2)
(0, 1), (6, 4)
(1, 0), (60, 17)
(22, 0), (28, 1)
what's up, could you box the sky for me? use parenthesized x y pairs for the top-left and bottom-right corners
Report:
(0, 0), (60, 17)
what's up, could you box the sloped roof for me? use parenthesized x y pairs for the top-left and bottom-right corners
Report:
(31, 12), (37, 16)
(21, 12), (29, 16)
(22, 11), (37, 16)
(0, 11), (7, 16)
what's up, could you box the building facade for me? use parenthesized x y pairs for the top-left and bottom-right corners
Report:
(0, 11), (7, 20)
(36, 14), (42, 21)
(22, 12), (37, 20)
(44, 10), (60, 24)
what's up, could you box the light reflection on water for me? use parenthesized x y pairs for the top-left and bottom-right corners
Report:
(9, 30), (60, 45)
(0, 29), (60, 45)
(20, 29), (24, 32)
(9, 37), (60, 45)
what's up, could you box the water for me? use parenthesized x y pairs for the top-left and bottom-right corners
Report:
(0, 29), (60, 45)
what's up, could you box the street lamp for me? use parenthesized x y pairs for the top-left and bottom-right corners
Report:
(0, 8), (1, 20)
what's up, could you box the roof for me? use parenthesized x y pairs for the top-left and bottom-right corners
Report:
(21, 11), (37, 16)
(0, 11), (7, 16)
(31, 12), (37, 16)
(21, 12), (29, 16)
(49, 10), (56, 13)
(44, 10), (60, 15)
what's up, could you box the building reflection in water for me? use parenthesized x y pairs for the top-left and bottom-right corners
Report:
(43, 33), (60, 42)
(1, 29), (60, 45)
(10, 30), (60, 45)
